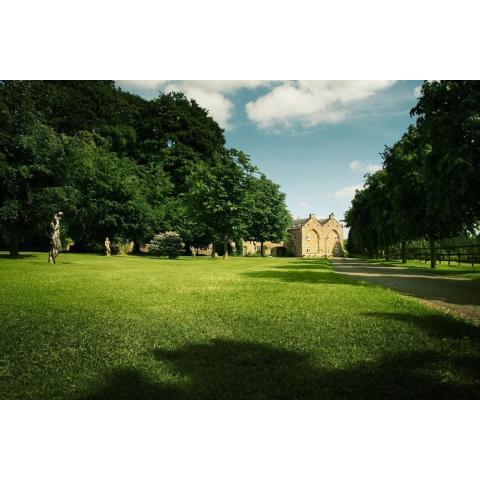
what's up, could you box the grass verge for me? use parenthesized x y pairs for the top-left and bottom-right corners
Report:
(365, 258), (480, 280)
(1, 253), (479, 399)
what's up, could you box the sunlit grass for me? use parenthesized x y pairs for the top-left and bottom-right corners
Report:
(0, 253), (479, 399)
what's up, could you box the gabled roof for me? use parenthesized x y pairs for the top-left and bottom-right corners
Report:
(290, 217), (328, 229)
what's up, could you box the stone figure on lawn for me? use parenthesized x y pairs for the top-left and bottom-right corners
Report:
(104, 237), (111, 256)
(48, 211), (63, 264)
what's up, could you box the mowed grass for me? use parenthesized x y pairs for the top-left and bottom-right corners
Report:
(1, 253), (479, 399)
(366, 258), (480, 281)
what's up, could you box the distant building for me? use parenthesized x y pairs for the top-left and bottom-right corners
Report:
(285, 213), (344, 257)
(141, 213), (344, 257)
(242, 240), (285, 256)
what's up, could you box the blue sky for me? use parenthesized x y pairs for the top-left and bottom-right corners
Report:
(117, 80), (422, 222)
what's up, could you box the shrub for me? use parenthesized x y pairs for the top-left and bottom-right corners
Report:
(234, 238), (244, 256)
(112, 237), (131, 256)
(149, 231), (185, 259)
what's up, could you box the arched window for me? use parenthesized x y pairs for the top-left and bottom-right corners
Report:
(330, 230), (342, 256)
(306, 230), (320, 253)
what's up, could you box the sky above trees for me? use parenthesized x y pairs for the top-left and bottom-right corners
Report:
(117, 80), (423, 222)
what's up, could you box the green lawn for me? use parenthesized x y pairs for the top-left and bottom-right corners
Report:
(1, 252), (479, 399)
(366, 258), (480, 280)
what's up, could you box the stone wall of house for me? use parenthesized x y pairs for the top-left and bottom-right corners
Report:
(243, 240), (284, 256)
(285, 229), (302, 256)
(286, 213), (344, 257)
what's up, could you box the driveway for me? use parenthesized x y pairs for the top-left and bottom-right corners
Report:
(332, 258), (480, 321)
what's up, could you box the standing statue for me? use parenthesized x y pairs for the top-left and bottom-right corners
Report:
(48, 212), (63, 264)
(104, 237), (111, 256)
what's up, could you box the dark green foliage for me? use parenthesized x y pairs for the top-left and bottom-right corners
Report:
(0, 123), (74, 254)
(382, 126), (428, 243)
(64, 133), (165, 250)
(185, 149), (256, 258)
(137, 92), (225, 162)
(412, 81), (480, 237)
(0, 81), (290, 256)
(345, 187), (379, 256)
(346, 170), (401, 258)
(363, 170), (398, 259)
(347, 81), (480, 268)
(245, 174), (291, 256)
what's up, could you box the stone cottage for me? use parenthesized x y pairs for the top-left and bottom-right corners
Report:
(285, 213), (344, 257)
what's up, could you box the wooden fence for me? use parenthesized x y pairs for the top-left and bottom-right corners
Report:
(389, 244), (480, 267)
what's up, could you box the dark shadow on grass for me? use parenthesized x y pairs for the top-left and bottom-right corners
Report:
(274, 263), (331, 271)
(368, 311), (480, 342)
(368, 260), (478, 276)
(0, 253), (34, 260)
(87, 367), (182, 400)
(291, 258), (329, 262)
(87, 339), (480, 399)
(243, 269), (359, 285)
(24, 260), (74, 265)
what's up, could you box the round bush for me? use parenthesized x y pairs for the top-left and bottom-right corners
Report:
(149, 231), (185, 259)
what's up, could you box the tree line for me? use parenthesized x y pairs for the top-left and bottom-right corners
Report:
(345, 81), (480, 268)
(0, 81), (291, 258)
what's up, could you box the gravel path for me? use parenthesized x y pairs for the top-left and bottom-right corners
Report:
(332, 258), (480, 321)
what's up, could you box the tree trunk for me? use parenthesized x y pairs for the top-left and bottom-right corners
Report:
(401, 240), (407, 264)
(9, 233), (19, 257)
(385, 244), (390, 261)
(132, 241), (141, 255)
(223, 237), (228, 259)
(260, 240), (265, 257)
(429, 236), (436, 269)
(184, 241), (194, 256)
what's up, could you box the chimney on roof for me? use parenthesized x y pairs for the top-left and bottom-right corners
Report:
(329, 212), (335, 219)
(309, 213), (316, 219)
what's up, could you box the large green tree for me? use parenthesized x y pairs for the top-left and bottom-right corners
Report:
(185, 149), (254, 259)
(245, 174), (291, 256)
(382, 126), (429, 263)
(365, 170), (398, 260)
(412, 81), (480, 267)
(345, 186), (379, 257)
(1, 81), (287, 258)
(0, 122), (74, 255)
(345, 170), (397, 260)
(136, 92), (225, 163)
(64, 133), (171, 251)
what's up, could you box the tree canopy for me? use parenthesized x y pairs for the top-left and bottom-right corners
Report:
(0, 81), (291, 257)
(345, 81), (480, 268)
(245, 174), (292, 256)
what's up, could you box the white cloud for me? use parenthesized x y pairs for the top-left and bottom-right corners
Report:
(164, 84), (233, 129)
(365, 163), (382, 174)
(349, 160), (382, 175)
(349, 160), (363, 172)
(116, 80), (167, 99)
(169, 80), (271, 93)
(117, 80), (396, 131)
(334, 184), (363, 200)
(245, 80), (396, 130)
(116, 80), (273, 129)
(413, 85), (422, 98)
(298, 196), (310, 209)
